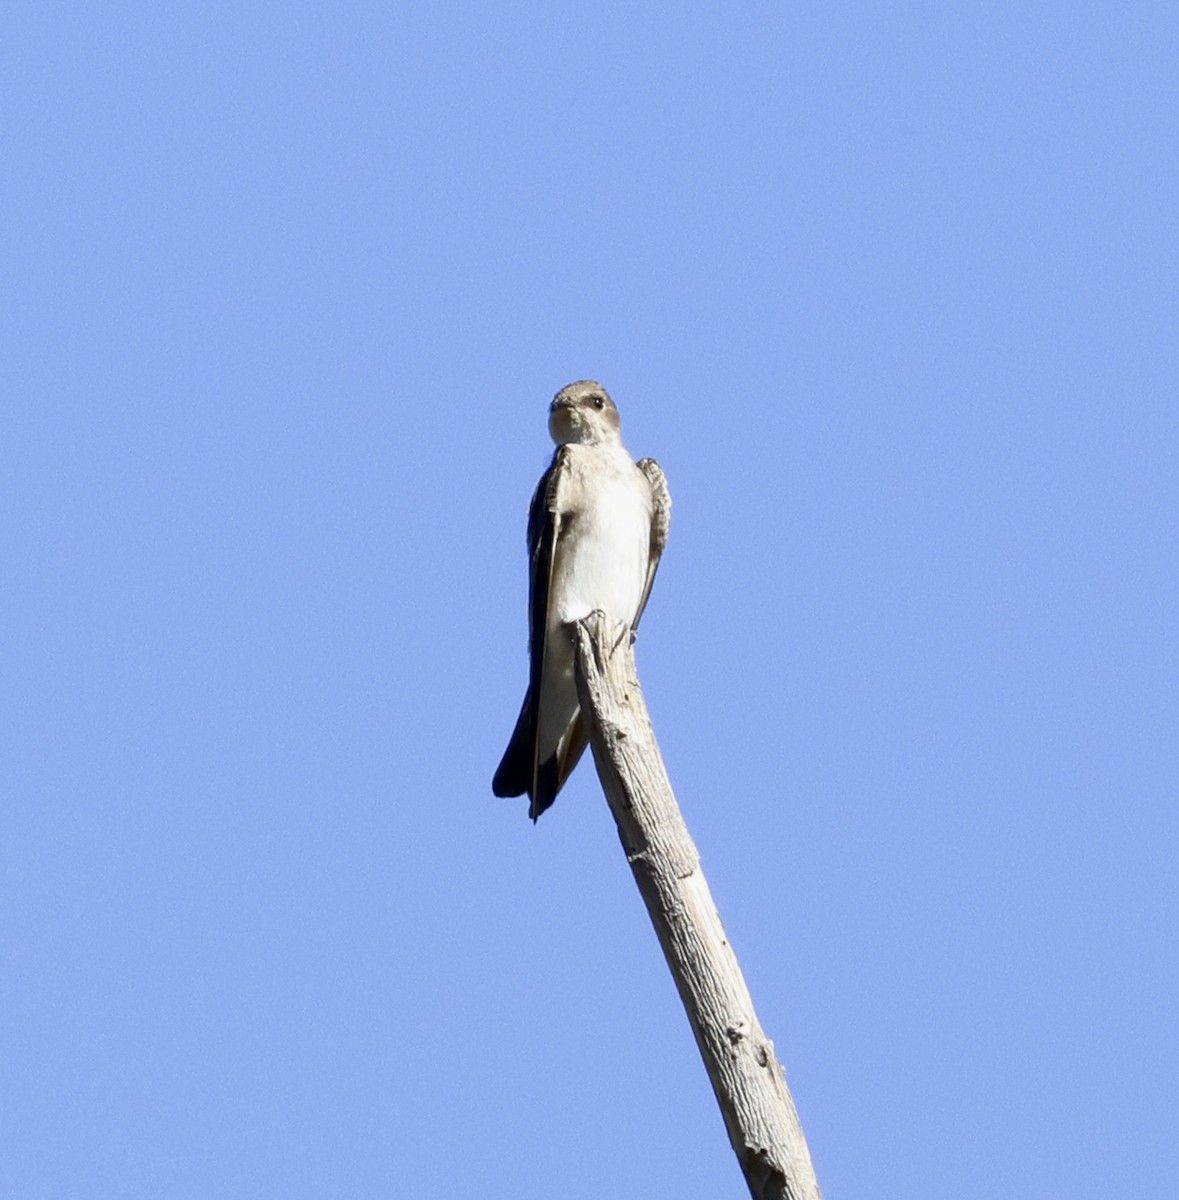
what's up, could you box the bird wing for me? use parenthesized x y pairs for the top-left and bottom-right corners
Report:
(633, 457), (671, 631)
(525, 447), (571, 806)
(491, 447), (569, 802)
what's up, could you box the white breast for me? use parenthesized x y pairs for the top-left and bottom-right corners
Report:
(551, 446), (651, 628)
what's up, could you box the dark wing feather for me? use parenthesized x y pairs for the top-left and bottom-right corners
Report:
(492, 449), (567, 804)
(524, 450), (567, 805)
(633, 457), (671, 630)
(490, 693), (531, 797)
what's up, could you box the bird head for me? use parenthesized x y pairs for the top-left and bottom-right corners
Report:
(548, 380), (621, 446)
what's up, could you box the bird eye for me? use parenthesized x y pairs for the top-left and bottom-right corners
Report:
(591, 395), (605, 410)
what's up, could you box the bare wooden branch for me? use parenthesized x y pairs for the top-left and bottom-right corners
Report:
(572, 611), (822, 1200)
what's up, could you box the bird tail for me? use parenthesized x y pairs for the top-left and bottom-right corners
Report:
(528, 714), (589, 822)
(494, 701), (590, 822)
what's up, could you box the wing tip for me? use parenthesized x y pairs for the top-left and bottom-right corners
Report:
(492, 725), (531, 798)
(528, 755), (561, 822)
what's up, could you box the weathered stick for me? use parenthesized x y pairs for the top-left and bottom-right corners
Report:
(572, 611), (822, 1200)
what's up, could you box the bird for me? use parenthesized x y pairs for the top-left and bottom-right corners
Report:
(493, 380), (671, 821)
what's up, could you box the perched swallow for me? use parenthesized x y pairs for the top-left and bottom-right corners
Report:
(493, 380), (671, 821)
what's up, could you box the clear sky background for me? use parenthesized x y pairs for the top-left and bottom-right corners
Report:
(3, 3), (1176, 1197)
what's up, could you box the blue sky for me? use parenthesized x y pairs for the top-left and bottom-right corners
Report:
(3, 3), (1176, 1197)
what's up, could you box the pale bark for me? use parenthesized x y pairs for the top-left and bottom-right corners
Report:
(572, 611), (822, 1200)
